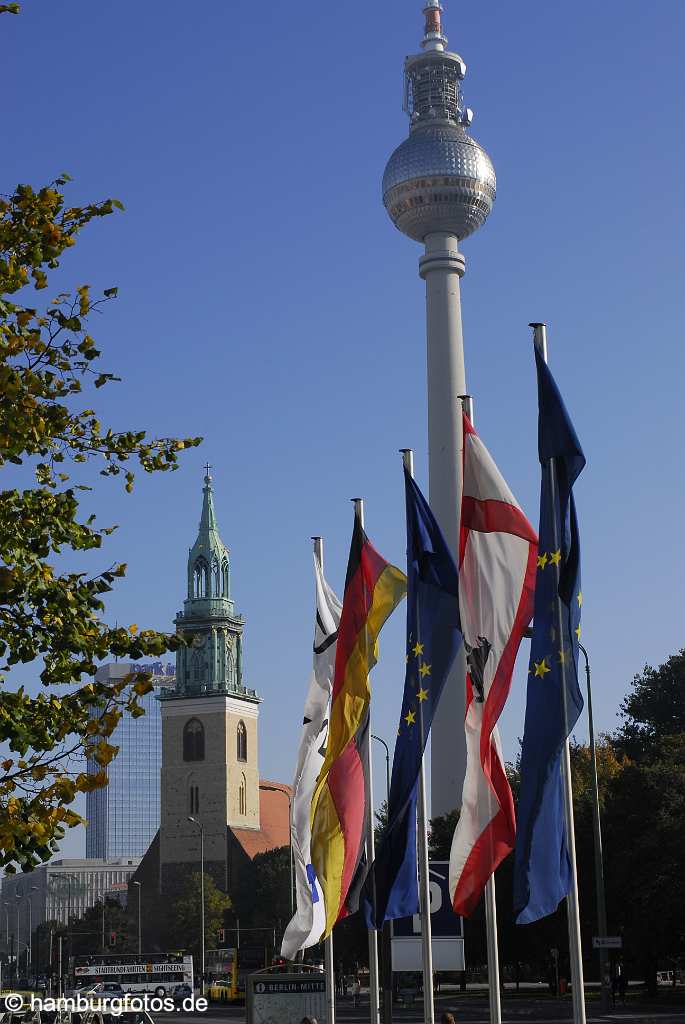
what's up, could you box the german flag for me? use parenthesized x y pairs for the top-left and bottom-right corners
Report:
(310, 513), (406, 939)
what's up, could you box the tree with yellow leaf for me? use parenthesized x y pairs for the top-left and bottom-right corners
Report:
(0, 51), (201, 867)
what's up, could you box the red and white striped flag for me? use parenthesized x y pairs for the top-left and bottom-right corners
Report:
(449, 414), (537, 916)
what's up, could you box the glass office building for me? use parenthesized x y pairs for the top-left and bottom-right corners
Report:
(86, 662), (175, 859)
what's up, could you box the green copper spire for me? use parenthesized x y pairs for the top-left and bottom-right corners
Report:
(199, 461), (219, 533)
(186, 466), (232, 606)
(170, 470), (259, 702)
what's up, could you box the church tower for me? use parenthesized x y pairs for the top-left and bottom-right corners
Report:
(159, 470), (262, 893)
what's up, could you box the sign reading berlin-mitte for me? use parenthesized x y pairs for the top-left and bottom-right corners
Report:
(246, 971), (327, 1024)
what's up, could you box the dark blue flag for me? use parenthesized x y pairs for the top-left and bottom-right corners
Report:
(362, 468), (462, 928)
(513, 346), (586, 924)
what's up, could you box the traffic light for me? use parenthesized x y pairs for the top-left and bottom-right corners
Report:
(218, 928), (225, 944)
(109, 932), (117, 947)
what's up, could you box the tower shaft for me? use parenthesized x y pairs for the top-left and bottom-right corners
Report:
(420, 232), (468, 817)
(383, 3), (496, 818)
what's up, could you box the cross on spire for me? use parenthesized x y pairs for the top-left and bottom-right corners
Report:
(204, 462), (212, 477)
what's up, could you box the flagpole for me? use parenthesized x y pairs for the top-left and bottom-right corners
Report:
(578, 641), (611, 1013)
(400, 450), (435, 1024)
(325, 935), (336, 1024)
(313, 534), (337, 1024)
(459, 394), (503, 1024)
(530, 323), (586, 1024)
(352, 497), (381, 1024)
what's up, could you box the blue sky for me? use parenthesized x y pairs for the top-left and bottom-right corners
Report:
(3, 0), (684, 859)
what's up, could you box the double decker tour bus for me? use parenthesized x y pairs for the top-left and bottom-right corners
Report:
(72, 952), (193, 996)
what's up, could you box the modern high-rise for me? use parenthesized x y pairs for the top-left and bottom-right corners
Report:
(86, 662), (175, 859)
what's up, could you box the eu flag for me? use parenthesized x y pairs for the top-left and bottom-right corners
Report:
(513, 347), (586, 924)
(362, 467), (462, 928)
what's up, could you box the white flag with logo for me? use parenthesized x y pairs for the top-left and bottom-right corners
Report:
(281, 551), (341, 958)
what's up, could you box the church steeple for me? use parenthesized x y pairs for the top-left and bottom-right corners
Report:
(171, 470), (259, 702)
(186, 466), (232, 610)
(199, 463), (219, 534)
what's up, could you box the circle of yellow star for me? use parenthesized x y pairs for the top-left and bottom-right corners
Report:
(549, 549), (562, 566)
(575, 624), (582, 640)
(577, 591), (583, 608)
(416, 687), (429, 702)
(534, 658), (551, 678)
(537, 552), (548, 570)
(404, 709), (416, 726)
(412, 642), (424, 657)
(419, 662), (431, 678)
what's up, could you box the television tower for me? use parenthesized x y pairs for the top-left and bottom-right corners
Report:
(383, 2), (496, 816)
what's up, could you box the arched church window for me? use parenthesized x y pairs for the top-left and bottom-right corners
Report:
(193, 558), (209, 599)
(237, 720), (247, 763)
(221, 558), (229, 597)
(211, 556), (220, 597)
(191, 651), (202, 683)
(183, 719), (205, 762)
(239, 773), (247, 816)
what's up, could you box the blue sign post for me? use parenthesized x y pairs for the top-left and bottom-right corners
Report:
(392, 861), (465, 971)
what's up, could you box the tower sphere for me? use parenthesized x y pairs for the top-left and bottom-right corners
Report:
(383, 123), (496, 242)
(383, 4), (496, 242)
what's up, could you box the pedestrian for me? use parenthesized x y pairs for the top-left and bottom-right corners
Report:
(352, 977), (361, 1008)
(440, 1013), (456, 1024)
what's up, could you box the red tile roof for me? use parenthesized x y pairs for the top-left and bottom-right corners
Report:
(230, 779), (291, 860)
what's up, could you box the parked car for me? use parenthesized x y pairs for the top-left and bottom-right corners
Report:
(73, 983), (125, 1000)
(172, 984), (192, 1001)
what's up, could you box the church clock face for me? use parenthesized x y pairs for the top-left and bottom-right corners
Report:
(192, 633), (208, 649)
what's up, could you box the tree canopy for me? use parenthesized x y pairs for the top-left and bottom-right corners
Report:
(168, 872), (231, 959)
(615, 649), (685, 760)
(0, 173), (200, 871)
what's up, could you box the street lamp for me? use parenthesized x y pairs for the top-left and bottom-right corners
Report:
(2, 902), (11, 985)
(27, 886), (38, 977)
(187, 816), (205, 994)
(578, 642), (611, 1013)
(131, 882), (142, 956)
(371, 734), (392, 1024)
(98, 894), (106, 953)
(15, 894), (21, 979)
(260, 786), (294, 916)
(371, 734), (391, 806)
